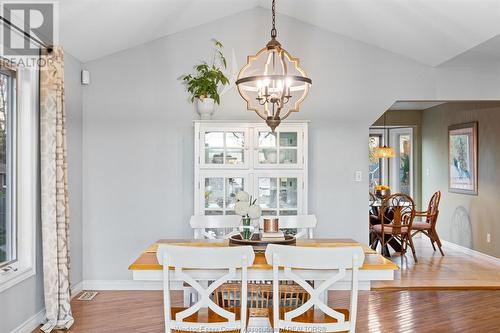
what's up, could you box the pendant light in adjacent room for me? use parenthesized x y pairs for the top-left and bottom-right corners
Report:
(374, 112), (395, 158)
(235, 0), (312, 131)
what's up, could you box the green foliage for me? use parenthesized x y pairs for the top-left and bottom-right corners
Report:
(181, 40), (229, 105)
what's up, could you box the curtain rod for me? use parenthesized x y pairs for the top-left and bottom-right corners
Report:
(0, 15), (53, 52)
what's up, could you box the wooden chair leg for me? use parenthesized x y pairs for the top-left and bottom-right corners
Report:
(408, 235), (418, 263)
(400, 236), (406, 269)
(430, 236), (437, 251)
(421, 230), (436, 251)
(433, 230), (445, 256)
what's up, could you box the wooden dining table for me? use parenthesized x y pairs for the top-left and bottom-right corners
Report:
(129, 238), (398, 305)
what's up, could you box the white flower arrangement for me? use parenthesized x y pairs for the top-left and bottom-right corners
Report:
(235, 191), (262, 219)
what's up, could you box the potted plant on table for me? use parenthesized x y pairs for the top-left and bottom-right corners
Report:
(234, 191), (262, 240)
(181, 40), (229, 119)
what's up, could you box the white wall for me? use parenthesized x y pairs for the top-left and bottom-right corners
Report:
(436, 64), (500, 100)
(0, 219), (44, 333)
(81, 8), (435, 281)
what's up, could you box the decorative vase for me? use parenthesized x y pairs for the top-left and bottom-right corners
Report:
(241, 217), (252, 240)
(195, 97), (215, 120)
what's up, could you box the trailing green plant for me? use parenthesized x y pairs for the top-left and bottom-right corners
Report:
(181, 40), (229, 105)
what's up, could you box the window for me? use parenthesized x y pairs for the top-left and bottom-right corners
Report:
(369, 127), (414, 197)
(0, 63), (37, 292)
(398, 134), (412, 196)
(0, 69), (16, 268)
(368, 134), (382, 191)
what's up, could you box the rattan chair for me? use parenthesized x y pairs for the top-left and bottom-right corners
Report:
(411, 191), (444, 256)
(370, 193), (417, 266)
(214, 282), (310, 318)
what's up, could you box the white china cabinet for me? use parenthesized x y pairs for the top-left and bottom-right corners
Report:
(194, 121), (308, 217)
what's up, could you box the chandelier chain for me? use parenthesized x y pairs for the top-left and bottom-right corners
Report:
(271, 0), (277, 38)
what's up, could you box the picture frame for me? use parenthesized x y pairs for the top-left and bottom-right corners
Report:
(448, 122), (478, 195)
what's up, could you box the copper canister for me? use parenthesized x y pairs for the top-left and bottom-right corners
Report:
(263, 218), (279, 233)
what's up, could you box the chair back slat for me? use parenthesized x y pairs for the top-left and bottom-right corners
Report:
(157, 244), (254, 269)
(189, 215), (241, 240)
(265, 244), (364, 270)
(265, 244), (364, 332)
(157, 245), (254, 333)
(260, 215), (317, 239)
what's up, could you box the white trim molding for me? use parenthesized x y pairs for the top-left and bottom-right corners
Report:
(441, 240), (500, 266)
(9, 309), (45, 333)
(70, 281), (83, 299)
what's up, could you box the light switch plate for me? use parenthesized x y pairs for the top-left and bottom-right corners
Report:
(355, 171), (362, 182)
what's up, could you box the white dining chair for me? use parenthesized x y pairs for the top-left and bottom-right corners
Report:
(190, 215), (242, 240)
(157, 244), (255, 333)
(260, 215), (317, 239)
(265, 244), (365, 333)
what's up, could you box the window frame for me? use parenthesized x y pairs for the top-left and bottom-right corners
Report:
(368, 132), (383, 191)
(0, 67), (18, 270)
(389, 127), (414, 197)
(369, 128), (389, 188)
(0, 61), (38, 292)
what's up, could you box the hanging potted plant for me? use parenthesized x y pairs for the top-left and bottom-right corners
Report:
(181, 40), (229, 119)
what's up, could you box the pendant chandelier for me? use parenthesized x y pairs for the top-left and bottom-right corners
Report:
(374, 112), (395, 159)
(235, 0), (312, 131)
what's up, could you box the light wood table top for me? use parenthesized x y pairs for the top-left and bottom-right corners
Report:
(129, 238), (398, 271)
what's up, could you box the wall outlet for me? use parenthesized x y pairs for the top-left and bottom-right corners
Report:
(355, 171), (362, 182)
(426, 168), (430, 176)
(486, 233), (491, 243)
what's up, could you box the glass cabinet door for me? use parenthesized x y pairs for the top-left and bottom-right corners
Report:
(202, 129), (247, 168)
(256, 175), (300, 216)
(255, 129), (301, 168)
(202, 175), (246, 215)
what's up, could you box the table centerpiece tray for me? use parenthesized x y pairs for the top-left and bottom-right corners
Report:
(229, 234), (296, 252)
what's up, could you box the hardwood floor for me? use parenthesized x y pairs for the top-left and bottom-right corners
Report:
(36, 238), (500, 332)
(371, 237), (500, 290)
(40, 290), (500, 333)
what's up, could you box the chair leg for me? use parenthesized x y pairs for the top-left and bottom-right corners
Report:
(408, 235), (418, 263)
(433, 230), (445, 256)
(422, 230), (437, 251)
(398, 236), (406, 269)
(430, 236), (437, 251)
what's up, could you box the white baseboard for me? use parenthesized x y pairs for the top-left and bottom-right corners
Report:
(71, 281), (83, 299)
(82, 279), (162, 290)
(441, 240), (500, 266)
(10, 309), (45, 333)
(10, 282), (82, 333)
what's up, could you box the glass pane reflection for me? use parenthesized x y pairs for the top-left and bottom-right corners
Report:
(258, 177), (277, 209)
(205, 178), (224, 209)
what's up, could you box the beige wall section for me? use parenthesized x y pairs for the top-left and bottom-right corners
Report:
(422, 102), (500, 258)
(372, 110), (423, 209)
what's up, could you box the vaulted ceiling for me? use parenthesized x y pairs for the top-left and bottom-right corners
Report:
(59, 0), (500, 65)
